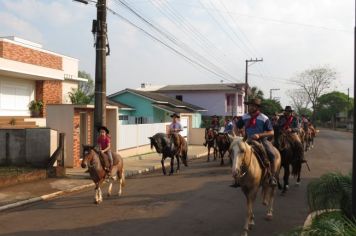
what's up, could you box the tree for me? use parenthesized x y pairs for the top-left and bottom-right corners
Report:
(288, 89), (310, 115)
(249, 86), (264, 100)
(291, 66), (336, 121)
(261, 99), (282, 116)
(316, 91), (351, 123)
(69, 71), (94, 105)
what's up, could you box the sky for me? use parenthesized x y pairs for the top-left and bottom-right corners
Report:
(0, 0), (354, 107)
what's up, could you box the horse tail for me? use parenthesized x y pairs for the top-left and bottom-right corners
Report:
(291, 141), (304, 176)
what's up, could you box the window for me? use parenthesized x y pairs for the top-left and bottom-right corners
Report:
(119, 115), (128, 121)
(176, 95), (183, 101)
(135, 117), (148, 124)
(226, 94), (235, 113)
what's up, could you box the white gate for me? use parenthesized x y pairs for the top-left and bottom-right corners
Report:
(180, 116), (189, 141)
(117, 122), (169, 150)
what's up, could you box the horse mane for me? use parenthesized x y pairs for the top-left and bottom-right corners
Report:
(230, 137), (246, 152)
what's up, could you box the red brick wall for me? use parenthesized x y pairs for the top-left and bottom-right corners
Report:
(71, 109), (94, 167)
(73, 111), (81, 167)
(36, 80), (62, 117)
(0, 41), (62, 70)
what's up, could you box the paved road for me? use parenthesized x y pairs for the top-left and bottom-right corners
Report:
(0, 129), (352, 236)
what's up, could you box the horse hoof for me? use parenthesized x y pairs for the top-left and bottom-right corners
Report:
(295, 182), (301, 186)
(265, 214), (273, 221)
(285, 185), (289, 190)
(240, 230), (248, 236)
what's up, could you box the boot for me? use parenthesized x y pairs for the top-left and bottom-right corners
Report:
(269, 162), (277, 187)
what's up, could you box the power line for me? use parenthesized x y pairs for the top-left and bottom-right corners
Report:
(105, 6), (239, 83)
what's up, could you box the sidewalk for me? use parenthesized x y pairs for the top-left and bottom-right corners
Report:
(0, 145), (207, 211)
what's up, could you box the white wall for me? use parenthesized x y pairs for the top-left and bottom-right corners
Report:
(117, 122), (169, 150)
(62, 80), (78, 104)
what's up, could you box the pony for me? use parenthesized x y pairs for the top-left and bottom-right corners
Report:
(81, 145), (125, 204)
(205, 128), (218, 162)
(216, 133), (231, 166)
(230, 136), (281, 236)
(149, 133), (188, 175)
(273, 126), (304, 193)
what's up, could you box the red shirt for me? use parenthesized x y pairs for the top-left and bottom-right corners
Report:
(97, 135), (110, 150)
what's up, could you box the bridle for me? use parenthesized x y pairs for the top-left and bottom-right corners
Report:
(236, 141), (253, 178)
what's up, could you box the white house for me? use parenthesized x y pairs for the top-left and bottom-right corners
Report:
(0, 36), (86, 119)
(139, 83), (247, 117)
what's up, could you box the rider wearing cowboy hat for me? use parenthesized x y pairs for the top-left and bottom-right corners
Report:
(97, 126), (113, 175)
(234, 98), (277, 187)
(278, 106), (307, 162)
(168, 113), (183, 152)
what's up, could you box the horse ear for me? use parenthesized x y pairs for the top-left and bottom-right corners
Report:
(227, 134), (235, 144)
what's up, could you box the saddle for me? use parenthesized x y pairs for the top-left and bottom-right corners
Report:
(99, 151), (120, 170)
(169, 133), (185, 155)
(247, 140), (271, 181)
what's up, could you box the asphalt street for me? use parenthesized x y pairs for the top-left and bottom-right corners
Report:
(0, 129), (352, 236)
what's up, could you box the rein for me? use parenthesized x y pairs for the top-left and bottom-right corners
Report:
(239, 142), (253, 178)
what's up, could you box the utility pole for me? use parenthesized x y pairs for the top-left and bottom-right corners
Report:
(352, 1), (356, 218)
(73, 0), (108, 143)
(270, 88), (280, 100)
(244, 58), (263, 112)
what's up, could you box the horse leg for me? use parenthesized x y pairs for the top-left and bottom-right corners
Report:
(220, 151), (224, 166)
(107, 178), (113, 197)
(282, 164), (290, 194)
(161, 156), (167, 175)
(176, 155), (180, 173)
(94, 184), (99, 204)
(214, 147), (217, 161)
(98, 187), (103, 203)
(265, 186), (275, 221)
(118, 169), (124, 197)
(169, 157), (174, 175)
(207, 145), (210, 162)
(296, 168), (301, 186)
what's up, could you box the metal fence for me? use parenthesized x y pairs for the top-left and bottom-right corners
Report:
(117, 122), (170, 150)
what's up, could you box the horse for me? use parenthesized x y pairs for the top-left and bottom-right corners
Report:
(149, 133), (188, 175)
(205, 128), (218, 162)
(230, 136), (281, 236)
(81, 145), (125, 204)
(216, 132), (231, 166)
(273, 126), (304, 193)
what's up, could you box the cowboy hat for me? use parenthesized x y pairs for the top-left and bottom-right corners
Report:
(170, 113), (180, 118)
(244, 98), (262, 107)
(211, 115), (219, 118)
(282, 106), (294, 112)
(97, 126), (109, 134)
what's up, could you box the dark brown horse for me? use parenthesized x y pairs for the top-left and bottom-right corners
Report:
(273, 127), (304, 193)
(149, 133), (188, 175)
(216, 133), (231, 166)
(81, 145), (125, 204)
(205, 128), (218, 162)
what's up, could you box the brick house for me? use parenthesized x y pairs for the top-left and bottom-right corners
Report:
(0, 36), (86, 119)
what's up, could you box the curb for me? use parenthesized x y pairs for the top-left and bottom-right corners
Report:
(0, 151), (208, 212)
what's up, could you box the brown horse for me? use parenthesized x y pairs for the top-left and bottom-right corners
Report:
(81, 145), (125, 204)
(230, 136), (281, 236)
(216, 133), (231, 166)
(205, 128), (218, 162)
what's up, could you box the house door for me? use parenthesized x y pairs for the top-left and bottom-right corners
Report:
(180, 116), (189, 141)
(79, 112), (88, 159)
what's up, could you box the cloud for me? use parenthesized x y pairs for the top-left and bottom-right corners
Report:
(0, 12), (43, 43)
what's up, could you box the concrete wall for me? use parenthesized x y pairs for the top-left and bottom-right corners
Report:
(118, 144), (153, 158)
(189, 128), (205, 145)
(0, 128), (57, 167)
(47, 105), (74, 167)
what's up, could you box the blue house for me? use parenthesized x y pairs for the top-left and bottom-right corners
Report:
(108, 89), (206, 137)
